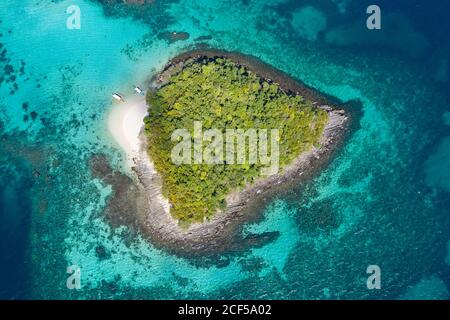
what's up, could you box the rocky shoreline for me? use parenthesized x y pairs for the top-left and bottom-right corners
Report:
(96, 49), (352, 257)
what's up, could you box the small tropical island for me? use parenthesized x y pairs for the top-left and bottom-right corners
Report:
(103, 49), (349, 255)
(145, 56), (328, 224)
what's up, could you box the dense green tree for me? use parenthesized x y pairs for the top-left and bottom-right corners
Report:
(145, 58), (328, 224)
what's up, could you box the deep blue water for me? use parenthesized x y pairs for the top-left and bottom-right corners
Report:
(1, 0), (450, 299)
(0, 152), (32, 299)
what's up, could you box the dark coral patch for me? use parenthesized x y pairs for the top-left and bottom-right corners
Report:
(30, 111), (38, 120)
(158, 31), (190, 43)
(194, 35), (213, 42)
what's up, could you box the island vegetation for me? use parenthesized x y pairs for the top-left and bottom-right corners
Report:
(144, 57), (328, 224)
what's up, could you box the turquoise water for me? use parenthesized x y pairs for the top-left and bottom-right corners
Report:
(1, 0), (450, 299)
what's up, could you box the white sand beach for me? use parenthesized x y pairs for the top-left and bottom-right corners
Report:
(107, 93), (172, 216)
(108, 95), (148, 162)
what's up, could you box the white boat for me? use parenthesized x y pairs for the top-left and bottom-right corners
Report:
(134, 86), (144, 95)
(112, 93), (125, 102)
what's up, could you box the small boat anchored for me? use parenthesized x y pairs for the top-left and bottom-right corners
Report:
(134, 86), (144, 95)
(112, 93), (125, 103)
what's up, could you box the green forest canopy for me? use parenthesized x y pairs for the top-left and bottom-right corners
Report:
(144, 57), (328, 224)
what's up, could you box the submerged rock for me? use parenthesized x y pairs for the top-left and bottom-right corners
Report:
(158, 31), (190, 43)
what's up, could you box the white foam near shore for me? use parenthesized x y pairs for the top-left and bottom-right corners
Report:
(108, 95), (148, 163)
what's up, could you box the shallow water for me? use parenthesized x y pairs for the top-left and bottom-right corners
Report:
(1, 0), (450, 299)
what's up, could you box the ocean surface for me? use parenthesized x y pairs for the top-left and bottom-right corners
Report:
(1, 0), (450, 299)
